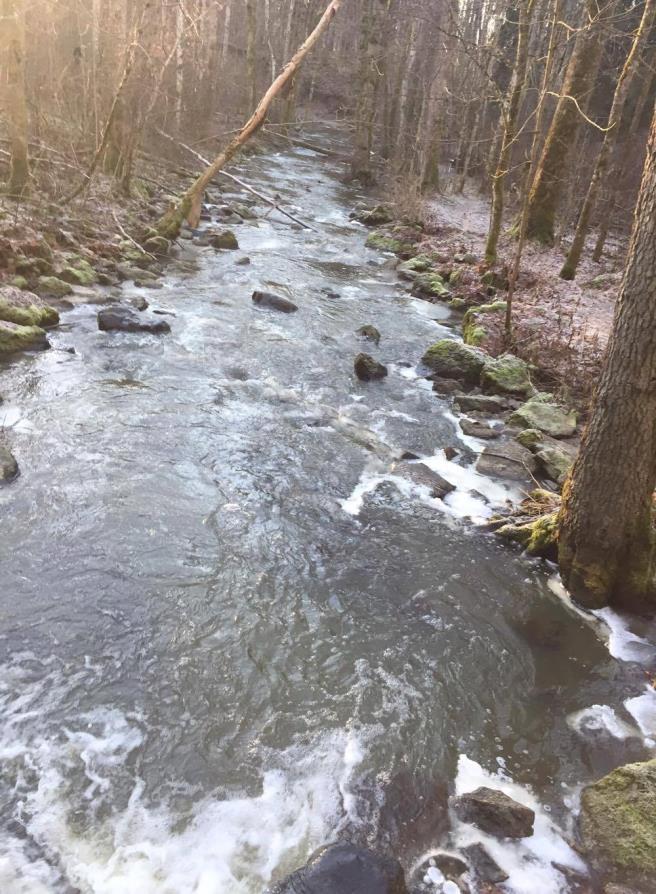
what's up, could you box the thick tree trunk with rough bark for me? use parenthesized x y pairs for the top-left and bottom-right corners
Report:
(351, 0), (389, 182)
(1, 0), (29, 197)
(485, 0), (534, 263)
(560, 0), (656, 279)
(558, 106), (656, 613)
(525, 0), (605, 244)
(157, 0), (345, 239)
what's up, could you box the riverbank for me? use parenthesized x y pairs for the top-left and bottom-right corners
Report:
(0, 131), (655, 894)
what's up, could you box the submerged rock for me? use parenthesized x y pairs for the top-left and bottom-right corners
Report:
(0, 286), (59, 328)
(0, 321), (50, 356)
(97, 306), (171, 334)
(452, 787), (535, 839)
(393, 460), (455, 498)
(480, 354), (532, 396)
(356, 325), (381, 345)
(580, 758), (656, 891)
(271, 842), (408, 894)
(252, 290), (298, 313)
(0, 445), (19, 482)
(210, 230), (239, 250)
(509, 394), (577, 438)
(354, 353), (388, 381)
(462, 843), (509, 884)
(422, 340), (487, 384)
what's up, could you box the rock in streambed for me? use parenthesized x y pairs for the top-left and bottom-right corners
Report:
(252, 291), (298, 313)
(354, 353), (388, 381)
(97, 306), (171, 334)
(452, 786), (535, 839)
(0, 445), (19, 483)
(271, 842), (408, 893)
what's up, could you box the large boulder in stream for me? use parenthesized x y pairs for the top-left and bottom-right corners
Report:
(271, 843), (408, 894)
(354, 353), (388, 381)
(97, 306), (171, 334)
(0, 320), (50, 356)
(209, 230), (239, 250)
(0, 445), (19, 483)
(579, 758), (656, 891)
(422, 340), (487, 385)
(452, 787), (535, 839)
(252, 291), (298, 313)
(477, 440), (537, 481)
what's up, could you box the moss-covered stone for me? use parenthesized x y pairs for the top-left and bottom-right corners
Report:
(462, 301), (506, 347)
(0, 287), (59, 328)
(356, 325), (381, 345)
(496, 511), (558, 559)
(535, 445), (573, 485)
(354, 204), (395, 226)
(580, 759), (656, 890)
(0, 321), (49, 355)
(143, 235), (171, 256)
(365, 230), (414, 255)
(480, 354), (532, 396)
(515, 428), (544, 451)
(397, 255), (432, 280)
(448, 297), (467, 310)
(422, 339), (487, 383)
(481, 269), (509, 290)
(10, 276), (29, 290)
(37, 276), (73, 298)
(412, 272), (450, 299)
(210, 230), (239, 250)
(509, 394), (577, 438)
(59, 258), (97, 286)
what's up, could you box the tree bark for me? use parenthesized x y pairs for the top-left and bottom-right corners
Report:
(558, 104), (656, 613)
(1, 0), (29, 197)
(246, 0), (257, 112)
(524, 0), (606, 244)
(351, 0), (389, 182)
(485, 0), (534, 263)
(560, 0), (656, 279)
(157, 0), (346, 238)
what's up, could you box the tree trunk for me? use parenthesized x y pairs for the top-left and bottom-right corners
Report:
(560, 0), (656, 279)
(246, 0), (257, 112)
(1, 0), (29, 197)
(558, 105), (656, 613)
(157, 0), (345, 239)
(524, 0), (605, 243)
(484, 0), (534, 263)
(351, 0), (388, 182)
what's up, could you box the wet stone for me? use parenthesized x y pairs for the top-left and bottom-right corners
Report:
(252, 291), (298, 313)
(452, 786), (535, 838)
(462, 843), (509, 884)
(459, 419), (501, 440)
(354, 353), (387, 381)
(394, 461), (455, 499)
(97, 306), (171, 334)
(271, 842), (408, 894)
(356, 325), (381, 345)
(0, 445), (19, 483)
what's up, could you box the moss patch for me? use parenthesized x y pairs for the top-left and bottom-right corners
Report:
(365, 230), (414, 255)
(480, 354), (532, 396)
(422, 339), (487, 383)
(462, 301), (506, 347)
(0, 321), (49, 355)
(496, 511), (558, 559)
(580, 759), (656, 888)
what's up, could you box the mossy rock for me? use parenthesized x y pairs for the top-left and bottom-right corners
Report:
(580, 759), (656, 890)
(233, 203), (257, 220)
(515, 428), (544, 451)
(210, 230), (239, 250)
(357, 325), (381, 345)
(0, 321), (49, 355)
(37, 276), (73, 298)
(495, 512), (558, 559)
(462, 301), (506, 347)
(0, 286), (59, 328)
(422, 339), (487, 383)
(397, 255), (432, 280)
(15, 256), (52, 276)
(365, 230), (414, 255)
(509, 396), (577, 438)
(412, 272), (450, 299)
(535, 445), (573, 486)
(10, 276), (29, 290)
(59, 259), (97, 286)
(481, 269), (509, 290)
(354, 204), (395, 226)
(448, 297), (467, 310)
(480, 354), (532, 396)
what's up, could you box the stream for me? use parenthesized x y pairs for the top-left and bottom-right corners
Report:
(1, 128), (655, 894)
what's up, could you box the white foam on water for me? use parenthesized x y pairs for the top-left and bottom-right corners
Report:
(0, 691), (370, 894)
(421, 452), (518, 521)
(453, 755), (586, 894)
(624, 687), (656, 745)
(566, 704), (637, 740)
(1, 404), (34, 433)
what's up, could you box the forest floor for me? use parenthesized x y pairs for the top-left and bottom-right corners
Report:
(420, 185), (625, 407)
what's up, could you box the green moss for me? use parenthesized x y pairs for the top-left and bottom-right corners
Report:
(422, 339), (487, 383)
(580, 759), (656, 887)
(480, 354), (532, 396)
(0, 298), (59, 328)
(157, 194), (193, 240)
(515, 428), (544, 451)
(397, 255), (432, 278)
(143, 236), (171, 256)
(0, 321), (49, 355)
(448, 297), (467, 310)
(496, 511), (558, 559)
(509, 396), (577, 437)
(10, 276), (29, 290)
(412, 272), (450, 299)
(37, 276), (73, 298)
(60, 259), (97, 286)
(462, 301), (506, 347)
(365, 231), (414, 255)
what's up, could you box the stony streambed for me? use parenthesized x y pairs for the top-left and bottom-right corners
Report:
(0, 130), (655, 894)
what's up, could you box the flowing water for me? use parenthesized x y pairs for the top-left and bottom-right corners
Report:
(1, 130), (655, 894)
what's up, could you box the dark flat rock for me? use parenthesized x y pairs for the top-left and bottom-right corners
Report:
(354, 352), (387, 381)
(271, 843), (408, 894)
(394, 461), (455, 499)
(97, 306), (171, 334)
(252, 291), (298, 313)
(452, 786), (535, 839)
